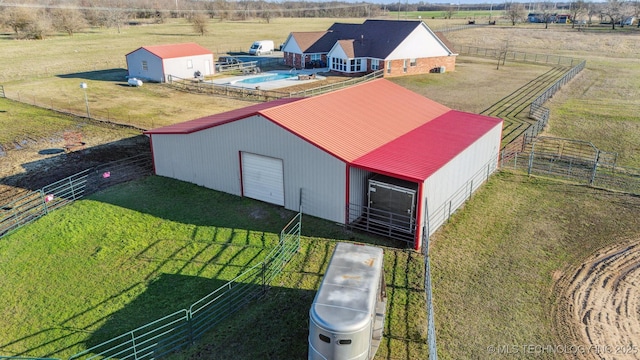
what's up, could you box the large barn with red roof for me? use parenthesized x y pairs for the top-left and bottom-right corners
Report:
(144, 79), (502, 250)
(126, 43), (214, 83)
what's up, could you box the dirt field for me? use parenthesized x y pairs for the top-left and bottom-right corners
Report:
(553, 239), (640, 359)
(0, 124), (149, 204)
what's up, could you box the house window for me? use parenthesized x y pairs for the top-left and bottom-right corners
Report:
(310, 54), (321, 61)
(403, 59), (408, 73)
(386, 61), (391, 74)
(371, 59), (380, 70)
(142, 61), (148, 71)
(332, 57), (346, 72)
(187, 59), (193, 69)
(350, 59), (362, 72)
(410, 58), (417, 66)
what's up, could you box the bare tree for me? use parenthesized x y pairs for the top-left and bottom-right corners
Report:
(506, 2), (527, 25)
(2, 6), (34, 35)
(190, 13), (208, 35)
(26, 16), (51, 40)
(540, 1), (556, 29)
(105, 1), (131, 33)
(443, 5), (456, 19)
(601, 0), (623, 29)
(569, 0), (587, 28)
(50, 7), (87, 36)
(587, 1), (599, 25)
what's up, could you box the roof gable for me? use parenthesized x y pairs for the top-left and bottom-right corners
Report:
(351, 111), (503, 182)
(292, 20), (450, 59)
(289, 31), (329, 53)
(145, 79), (451, 162)
(143, 98), (304, 134)
(258, 79), (451, 162)
(132, 43), (212, 59)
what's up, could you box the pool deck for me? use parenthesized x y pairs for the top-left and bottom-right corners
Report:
(209, 69), (327, 91)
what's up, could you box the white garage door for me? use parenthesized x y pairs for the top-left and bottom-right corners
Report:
(241, 152), (284, 206)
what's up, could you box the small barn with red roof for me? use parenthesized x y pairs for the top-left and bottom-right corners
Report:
(126, 43), (214, 83)
(144, 79), (502, 250)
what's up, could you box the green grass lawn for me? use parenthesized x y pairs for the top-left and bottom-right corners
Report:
(0, 97), (141, 148)
(430, 171), (640, 359)
(0, 175), (428, 359)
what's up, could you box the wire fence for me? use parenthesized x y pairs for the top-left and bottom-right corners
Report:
(0, 154), (152, 238)
(66, 212), (301, 360)
(457, 45), (583, 67)
(500, 137), (640, 195)
(166, 69), (384, 102)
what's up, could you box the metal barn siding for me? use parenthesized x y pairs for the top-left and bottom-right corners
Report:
(126, 49), (164, 82)
(241, 153), (285, 206)
(162, 54), (214, 82)
(348, 167), (373, 222)
(421, 122), (503, 237)
(150, 115), (347, 223)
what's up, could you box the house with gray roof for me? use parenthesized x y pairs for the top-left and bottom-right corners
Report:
(281, 20), (457, 77)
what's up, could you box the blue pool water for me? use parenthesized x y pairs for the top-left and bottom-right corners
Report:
(237, 73), (296, 84)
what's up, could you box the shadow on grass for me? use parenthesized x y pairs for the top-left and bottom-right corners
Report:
(0, 135), (150, 202)
(56, 68), (128, 82)
(0, 232), (271, 359)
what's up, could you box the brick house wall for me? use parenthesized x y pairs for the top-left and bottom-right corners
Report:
(383, 56), (456, 77)
(285, 53), (329, 69)
(284, 52), (302, 68)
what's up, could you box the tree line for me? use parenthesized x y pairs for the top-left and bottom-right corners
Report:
(503, 0), (640, 29)
(1, 0), (638, 39)
(0, 0), (384, 39)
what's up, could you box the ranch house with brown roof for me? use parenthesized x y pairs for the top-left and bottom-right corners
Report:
(281, 19), (457, 77)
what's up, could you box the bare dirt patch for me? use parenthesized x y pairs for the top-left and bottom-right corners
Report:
(0, 127), (149, 205)
(554, 239), (640, 359)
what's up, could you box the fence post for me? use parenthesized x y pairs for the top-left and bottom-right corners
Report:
(40, 190), (49, 215)
(590, 150), (600, 185)
(262, 261), (267, 293)
(131, 332), (139, 360)
(69, 177), (76, 200)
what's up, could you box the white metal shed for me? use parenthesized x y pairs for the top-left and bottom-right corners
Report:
(126, 43), (214, 83)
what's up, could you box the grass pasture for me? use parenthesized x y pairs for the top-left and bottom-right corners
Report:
(0, 17), (371, 130)
(0, 176), (428, 359)
(431, 172), (640, 359)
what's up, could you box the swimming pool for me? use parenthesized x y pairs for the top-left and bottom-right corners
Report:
(237, 73), (296, 84)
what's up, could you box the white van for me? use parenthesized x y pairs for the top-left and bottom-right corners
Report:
(249, 40), (274, 56)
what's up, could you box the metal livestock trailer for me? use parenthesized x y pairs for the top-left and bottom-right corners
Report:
(308, 242), (387, 360)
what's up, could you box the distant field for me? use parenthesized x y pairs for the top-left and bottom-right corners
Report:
(443, 25), (640, 167)
(392, 10), (505, 21)
(1, 15), (640, 360)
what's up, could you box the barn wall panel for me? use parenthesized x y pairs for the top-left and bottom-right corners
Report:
(348, 167), (374, 222)
(151, 115), (346, 223)
(162, 54), (214, 82)
(422, 122), (502, 236)
(126, 49), (164, 83)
